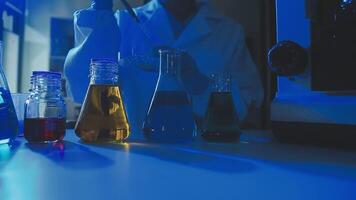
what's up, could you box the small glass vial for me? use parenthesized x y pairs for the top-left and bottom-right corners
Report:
(24, 71), (66, 143)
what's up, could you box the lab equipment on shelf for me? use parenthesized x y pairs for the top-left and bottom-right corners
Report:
(75, 59), (130, 143)
(24, 71), (66, 143)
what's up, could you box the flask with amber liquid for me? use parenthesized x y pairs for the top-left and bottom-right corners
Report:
(75, 59), (130, 143)
(201, 73), (241, 142)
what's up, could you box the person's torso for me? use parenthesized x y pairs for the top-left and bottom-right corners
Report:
(116, 0), (245, 133)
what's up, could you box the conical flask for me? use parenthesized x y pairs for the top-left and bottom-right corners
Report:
(0, 41), (19, 144)
(75, 59), (130, 143)
(201, 73), (241, 142)
(143, 49), (195, 143)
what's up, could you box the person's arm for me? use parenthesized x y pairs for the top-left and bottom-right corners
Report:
(228, 27), (264, 124)
(180, 52), (211, 95)
(64, 0), (120, 103)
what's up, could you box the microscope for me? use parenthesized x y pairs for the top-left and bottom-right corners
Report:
(269, 0), (356, 148)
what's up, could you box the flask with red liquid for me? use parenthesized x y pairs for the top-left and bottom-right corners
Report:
(24, 71), (66, 143)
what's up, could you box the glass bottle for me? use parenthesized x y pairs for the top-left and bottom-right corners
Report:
(201, 73), (241, 142)
(0, 41), (19, 144)
(143, 49), (195, 143)
(75, 59), (130, 143)
(24, 71), (66, 143)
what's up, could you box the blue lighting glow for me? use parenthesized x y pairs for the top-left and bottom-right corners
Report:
(0, 91), (4, 104)
(276, 0), (310, 47)
(0, 139), (10, 145)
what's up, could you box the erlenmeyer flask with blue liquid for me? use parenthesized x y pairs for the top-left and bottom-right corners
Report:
(201, 73), (241, 142)
(143, 49), (196, 143)
(0, 41), (19, 144)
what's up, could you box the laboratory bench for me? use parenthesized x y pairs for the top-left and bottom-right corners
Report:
(1, 129), (356, 200)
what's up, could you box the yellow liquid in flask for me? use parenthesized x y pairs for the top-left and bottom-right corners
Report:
(75, 85), (130, 143)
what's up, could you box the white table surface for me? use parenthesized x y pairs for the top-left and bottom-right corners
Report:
(1, 130), (356, 200)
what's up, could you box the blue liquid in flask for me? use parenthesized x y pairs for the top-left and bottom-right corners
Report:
(0, 87), (18, 144)
(143, 91), (195, 143)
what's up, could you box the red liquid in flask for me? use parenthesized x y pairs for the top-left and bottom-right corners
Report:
(24, 118), (66, 142)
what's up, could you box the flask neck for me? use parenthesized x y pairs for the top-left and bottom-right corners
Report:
(159, 49), (181, 76)
(31, 72), (62, 96)
(90, 59), (119, 85)
(212, 73), (232, 93)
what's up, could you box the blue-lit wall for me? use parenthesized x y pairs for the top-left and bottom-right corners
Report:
(276, 0), (310, 48)
(275, 0), (312, 95)
(272, 0), (356, 125)
(0, 0), (25, 92)
(20, 0), (142, 92)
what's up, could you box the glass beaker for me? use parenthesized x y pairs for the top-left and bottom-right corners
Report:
(0, 41), (19, 144)
(24, 71), (66, 143)
(201, 73), (241, 142)
(143, 49), (195, 143)
(75, 59), (130, 143)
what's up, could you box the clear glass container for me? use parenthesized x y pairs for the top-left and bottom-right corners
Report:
(24, 71), (66, 143)
(201, 73), (241, 142)
(143, 49), (195, 143)
(75, 59), (130, 143)
(0, 41), (19, 144)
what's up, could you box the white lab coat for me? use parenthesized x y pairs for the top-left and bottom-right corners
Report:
(64, 0), (263, 134)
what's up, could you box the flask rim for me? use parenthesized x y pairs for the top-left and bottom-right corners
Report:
(90, 58), (118, 65)
(30, 71), (62, 93)
(89, 58), (119, 84)
(158, 48), (184, 56)
(32, 71), (62, 78)
(90, 59), (119, 73)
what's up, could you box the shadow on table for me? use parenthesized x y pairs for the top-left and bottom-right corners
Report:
(194, 141), (356, 181)
(0, 140), (21, 170)
(25, 141), (114, 170)
(264, 144), (356, 181)
(84, 140), (258, 174)
(85, 138), (356, 180)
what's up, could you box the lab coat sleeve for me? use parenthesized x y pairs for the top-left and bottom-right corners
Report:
(64, 8), (121, 103)
(228, 27), (264, 123)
